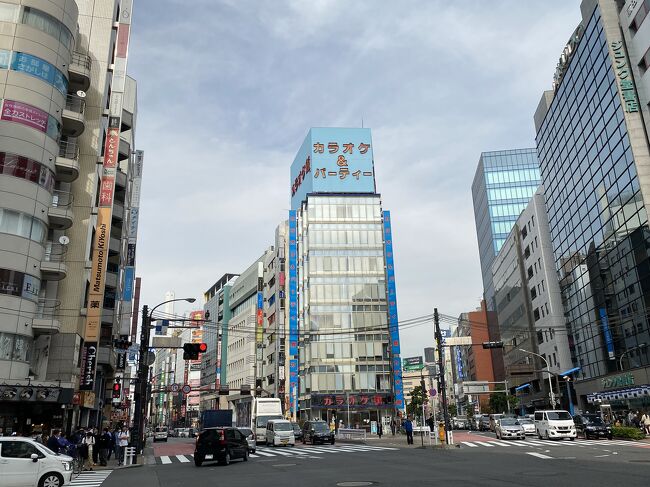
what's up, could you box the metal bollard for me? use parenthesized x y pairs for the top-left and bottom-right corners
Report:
(125, 446), (136, 466)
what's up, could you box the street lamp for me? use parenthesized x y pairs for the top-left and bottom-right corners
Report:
(133, 297), (196, 462)
(618, 343), (647, 371)
(519, 349), (556, 407)
(563, 376), (574, 415)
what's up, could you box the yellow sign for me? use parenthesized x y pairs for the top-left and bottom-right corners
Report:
(80, 391), (96, 409)
(84, 207), (112, 341)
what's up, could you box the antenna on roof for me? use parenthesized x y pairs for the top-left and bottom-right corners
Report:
(361, 118), (364, 128)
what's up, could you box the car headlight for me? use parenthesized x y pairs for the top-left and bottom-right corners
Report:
(61, 461), (71, 471)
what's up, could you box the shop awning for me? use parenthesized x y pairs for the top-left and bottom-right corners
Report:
(587, 385), (650, 403)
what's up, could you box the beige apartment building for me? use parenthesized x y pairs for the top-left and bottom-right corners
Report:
(0, 0), (140, 435)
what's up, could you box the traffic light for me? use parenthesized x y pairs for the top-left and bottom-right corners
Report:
(183, 342), (207, 360)
(420, 379), (427, 396)
(482, 341), (504, 349)
(112, 382), (121, 399)
(113, 337), (132, 350)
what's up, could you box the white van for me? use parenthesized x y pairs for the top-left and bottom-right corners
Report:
(252, 397), (283, 444)
(0, 436), (73, 487)
(266, 419), (295, 447)
(534, 410), (576, 440)
(153, 426), (169, 442)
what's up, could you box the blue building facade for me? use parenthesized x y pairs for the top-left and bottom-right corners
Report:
(535, 2), (650, 410)
(472, 149), (540, 310)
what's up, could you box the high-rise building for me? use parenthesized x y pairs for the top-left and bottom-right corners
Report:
(0, 0), (140, 434)
(491, 189), (572, 410)
(534, 0), (650, 411)
(289, 127), (404, 426)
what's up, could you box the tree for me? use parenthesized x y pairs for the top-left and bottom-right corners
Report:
(488, 384), (518, 414)
(406, 386), (426, 420)
(448, 404), (458, 417)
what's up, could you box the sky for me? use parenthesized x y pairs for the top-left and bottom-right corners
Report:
(127, 0), (583, 359)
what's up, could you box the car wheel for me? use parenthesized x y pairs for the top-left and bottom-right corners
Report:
(537, 431), (542, 440)
(331, 439), (335, 445)
(221, 450), (231, 466)
(39, 472), (63, 487)
(194, 455), (204, 467)
(243, 450), (248, 462)
(570, 437), (575, 441)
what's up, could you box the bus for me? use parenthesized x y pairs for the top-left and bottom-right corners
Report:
(252, 398), (283, 444)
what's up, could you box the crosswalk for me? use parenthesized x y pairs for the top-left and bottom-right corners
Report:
(69, 470), (113, 487)
(154, 444), (398, 464)
(459, 437), (650, 449)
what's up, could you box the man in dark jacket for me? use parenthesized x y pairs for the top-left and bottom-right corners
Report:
(97, 428), (112, 466)
(47, 430), (61, 453)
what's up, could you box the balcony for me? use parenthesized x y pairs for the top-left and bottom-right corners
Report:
(48, 190), (74, 229)
(62, 95), (86, 137)
(68, 51), (91, 92)
(55, 139), (80, 182)
(32, 299), (61, 335)
(105, 270), (118, 289)
(40, 241), (68, 280)
(112, 200), (124, 221)
(97, 346), (116, 370)
(116, 168), (127, 189)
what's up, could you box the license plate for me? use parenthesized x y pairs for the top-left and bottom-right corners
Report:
(281, 439), (288, 443)
(205, 454), (213, 459)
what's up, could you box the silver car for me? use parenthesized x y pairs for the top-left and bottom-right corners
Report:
(495, 418), (525, 440)
(238, 427), (256, 454)
(517, 418), (536, 435)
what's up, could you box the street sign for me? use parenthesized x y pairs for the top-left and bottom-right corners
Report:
(181, 384), (191, 394)
(147, 351), (156, 366)
(461, 381), (490, 394)
(429, 388), (437, 397)
(170, 383), (180, 393)
(403, 356), (424, 371)
(444, 336), (473, 346)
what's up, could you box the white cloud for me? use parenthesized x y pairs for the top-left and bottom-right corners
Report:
(129, 0), (582, 356)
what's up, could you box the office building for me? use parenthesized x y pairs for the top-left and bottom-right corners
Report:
(491, 189), (572, 410)
(201, 273), (237, 411)
(453, 301), (496, 414)
(289, 127), (404, 426)
(0, 0), (140, 435)
(534, 0), (650, 411)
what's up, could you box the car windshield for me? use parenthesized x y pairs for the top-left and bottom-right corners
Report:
(37, 443), (56, 456)
(292, 423), (301, 431)
(518, 419), (533, 424)
(273, 423), (292, 432)
(585, 416), (605, 425)
(547, 412), (572, 420)
(155, 427), (167, 432)
(256, 415), (283, 428)
(311, 422), (329, 432)
(238, 428), (252, 436)
(500, 419), (519, 426)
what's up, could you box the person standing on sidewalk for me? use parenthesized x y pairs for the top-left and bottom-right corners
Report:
(377, 422), (383, 439)
(117, 426), (130, 466)
(112, 427), (120, 461)
(642, 411), (650, 435)
(82, 431), (95, 471)
(390, 419), (396, 436)
(404, 417), (414, 445)
(97, 428), (112, 466)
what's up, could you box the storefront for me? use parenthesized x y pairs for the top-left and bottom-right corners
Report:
(574, 367), (650, 418)
(0, 384), (74, 436)
(304, 392), (394, 431)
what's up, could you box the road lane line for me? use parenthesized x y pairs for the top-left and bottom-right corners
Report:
(176, 455), (190, 463)
(266, 449), (294, 456)
(475, 441), (494, 447)
(489, 441), (512, 446)
(526, 452), (553, 459)
(254, 450), (276, 457)
(461, 442), (478, 447)
(160, 455), (171, 464)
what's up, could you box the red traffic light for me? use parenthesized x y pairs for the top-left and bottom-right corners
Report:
(112, 382), (121, 398)
(199, 343), (207, 353)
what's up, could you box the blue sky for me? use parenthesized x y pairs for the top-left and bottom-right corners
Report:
(127, 0), (582, 358)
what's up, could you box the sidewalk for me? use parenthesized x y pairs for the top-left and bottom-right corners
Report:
(81, 450), (143, 471)
(337, 431), (452, 449)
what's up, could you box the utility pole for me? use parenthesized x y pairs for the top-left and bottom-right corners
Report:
(434, 308), (451, 444)
(132, 304), (149, 463)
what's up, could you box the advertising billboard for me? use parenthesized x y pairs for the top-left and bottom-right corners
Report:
(290, 128), (376, 209)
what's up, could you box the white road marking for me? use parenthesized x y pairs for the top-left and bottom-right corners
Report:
(526, 452), (553, 459)
(160, 455), (171, 464)
(461, 441), (478, 447)
(254, 450), (276, 457)
(474, 441), (494, 447)
(489, 441), (512, 447)
(176, 455), (190, 463)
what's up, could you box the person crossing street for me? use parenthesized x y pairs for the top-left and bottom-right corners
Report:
(404, 416), (414, 445)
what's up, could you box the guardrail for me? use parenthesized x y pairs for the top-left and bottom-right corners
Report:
(71, 51), (92, 71)
(65, 94), (86, 114)
(337, 428), (367, 441)
(52, 189), (74, 208)
(58, 138), (79, 159)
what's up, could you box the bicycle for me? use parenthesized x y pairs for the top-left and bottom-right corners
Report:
(63, 444), (82, 475)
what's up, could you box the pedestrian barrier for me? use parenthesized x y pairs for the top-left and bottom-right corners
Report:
(337, 428), (367, 441)
(125, 446), (136, 466)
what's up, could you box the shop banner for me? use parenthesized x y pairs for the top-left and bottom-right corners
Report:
(288, 210), (298, 414)
(2, 99), (48, 132)
(383, 211), (404, 409)
(599, 308), (615, 360)
(311, 392), (393, 409)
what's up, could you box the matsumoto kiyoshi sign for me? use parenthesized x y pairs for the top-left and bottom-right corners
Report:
(290, 128), (376, 209)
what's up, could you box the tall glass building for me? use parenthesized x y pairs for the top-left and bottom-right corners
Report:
(535, 0), (650, 411)
(472, 149), (540, 309)
(288, 128), (404, 426)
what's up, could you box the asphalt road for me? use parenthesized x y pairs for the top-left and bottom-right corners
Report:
(92, 436), (650, 487)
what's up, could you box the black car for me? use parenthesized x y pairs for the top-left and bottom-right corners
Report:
(291, 422), (303, 441)
(194, 427), (249, 466)
(302, 420), (335, 445)
(573, 414), (612, 440)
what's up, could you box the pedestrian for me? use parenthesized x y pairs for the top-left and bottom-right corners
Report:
(83, 430), (95, 470)
(404, 417), (414, 445)
(642, 411), (650, 435)
(98, 428), (112, 466)
(390, 419), (396, 436)
(117, 426), (130, 466)
(90, 428), (99, 465)
(112, 427), (120, 461)
(377, 422), (383, 439)
(47, 430), (61, 453)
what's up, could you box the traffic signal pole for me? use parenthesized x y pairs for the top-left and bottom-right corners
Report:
(434, 308), (451, 445)
(132, 304), (149, 464)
